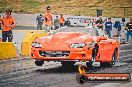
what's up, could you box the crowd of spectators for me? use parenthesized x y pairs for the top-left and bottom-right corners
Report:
(0, 6), (131, 43)
(36, 6), (71, 32)
(95, 16), (132, 42)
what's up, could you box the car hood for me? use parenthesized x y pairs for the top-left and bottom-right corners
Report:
(66, 34), (93, 44)
(33, 32), (93, 50)
(34, 32), (82, 43)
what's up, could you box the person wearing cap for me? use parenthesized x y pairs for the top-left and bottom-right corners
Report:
(1, 9), (16, 42)
(105, 18), (112, 38)
(125, 19), (132, 42)
(43, 6), (53, 32)
(59, 14), (65, 27)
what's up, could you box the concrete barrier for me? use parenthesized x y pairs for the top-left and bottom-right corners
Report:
(0, 42), (16, 59)
(21, 31), (47, 56)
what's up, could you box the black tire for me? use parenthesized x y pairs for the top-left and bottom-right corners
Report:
(100, 49), (118, 67)
(35, 60), (44, 66)
(100, 62), (109, 67)
(108, 49), (118, 67)
(61, 61), (75, 68)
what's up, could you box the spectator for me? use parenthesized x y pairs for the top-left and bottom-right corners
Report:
(53, 16), (59, 30)
(0, 15), (2, 30)
(36, 14), (44, 30)
(122, 18), (125, 26)
(44, 6), (53, 32)
(105, 18), (112, 38)
(120, 18), (127, 43)
(1, 9), (16, 42)
(59, 14), (65, 27)
(125, 19), (132, 42)
(64, 18), (71, 27)
(96, 16), (104, 30)
(92, 18), (97, 27)
(114, 21), (121, 37)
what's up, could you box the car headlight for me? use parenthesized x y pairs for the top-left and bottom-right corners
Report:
(70, 43), (86, 48)
(32, 42), (42, 48)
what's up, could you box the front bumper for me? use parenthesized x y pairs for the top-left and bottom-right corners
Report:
(31, 47), (92, 61)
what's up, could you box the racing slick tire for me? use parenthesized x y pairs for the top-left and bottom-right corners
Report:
(61, 61), (76, 68)
(100, 49), (118, 67)
(35, 60), (44, 66)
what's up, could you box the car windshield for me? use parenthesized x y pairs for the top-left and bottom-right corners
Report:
(52, 27), (107, 37)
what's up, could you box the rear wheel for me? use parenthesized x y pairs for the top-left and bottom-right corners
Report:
(61, 61), (75, 68)
(109, 49), (118, 67)
(35, 60), (44, 66)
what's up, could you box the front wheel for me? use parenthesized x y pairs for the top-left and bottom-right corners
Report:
(35, 60), (44, 66)
(86, 46), (98, 68)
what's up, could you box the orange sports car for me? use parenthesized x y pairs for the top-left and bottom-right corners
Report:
(31, 27), (119, 68)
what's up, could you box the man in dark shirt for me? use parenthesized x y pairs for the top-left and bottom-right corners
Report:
(114, 21), (121, 36)
(126, 19), (132, 42)
(64, 18), (71, 27)
(36, 14), (44, 30)
(96, 16), (104, 30)
(54, 16), (59, 30)
(105, 18), (112, 38)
